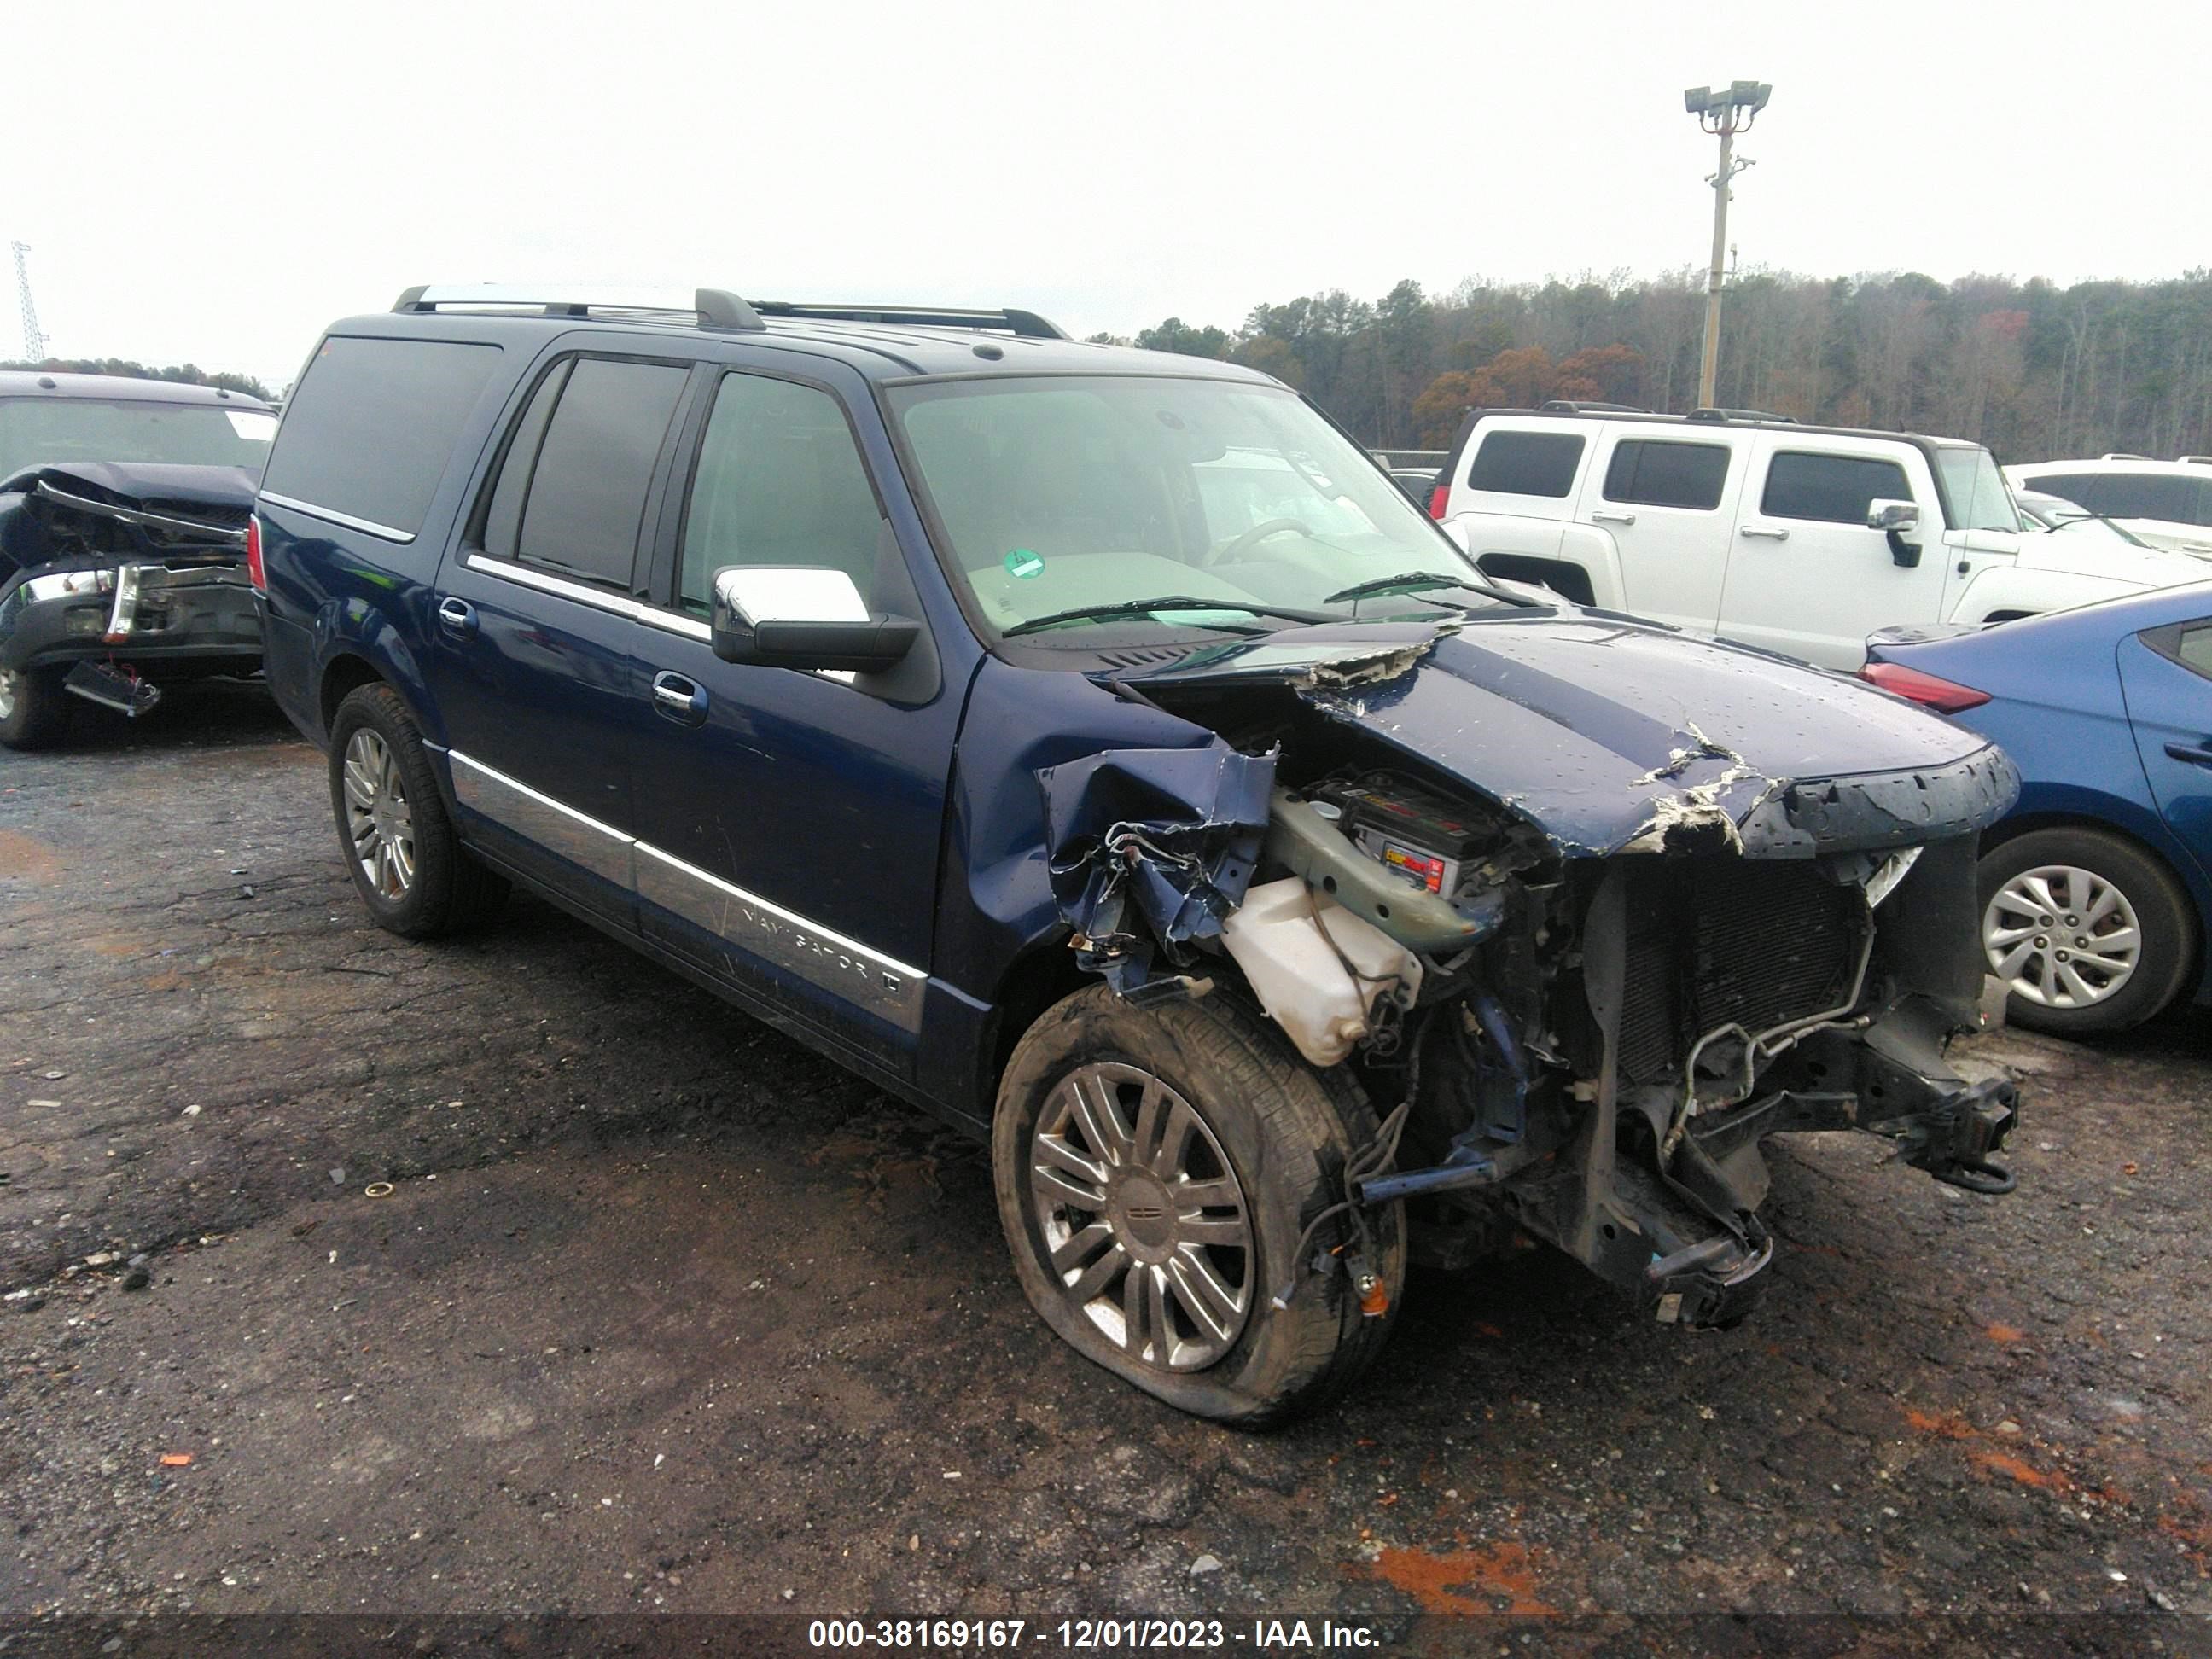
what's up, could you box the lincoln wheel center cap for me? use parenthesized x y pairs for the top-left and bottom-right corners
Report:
(1113, 1171), (1177, 1260)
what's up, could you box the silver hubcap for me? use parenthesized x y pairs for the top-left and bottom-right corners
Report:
(1984, 864), (2141, 1009)
(0, 669), (18, 722)
(342, 730), (416, 899)
(1028, 1062), (1253, 1372)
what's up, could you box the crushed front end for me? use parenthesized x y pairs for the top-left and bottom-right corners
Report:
(1376, 808), (2021, 1330)
(1043, 620), (2024, 1330)
(0, 463), (260, 716)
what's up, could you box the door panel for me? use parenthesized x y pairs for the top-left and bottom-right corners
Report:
(1573, 428), (1741, 632)
(627, 365), (959, 1064)
(1716, 438), (1948, 668)
(424, 353), (690, 922)
(2118, 625), (2212, 883)
(429, 558), (647, 921)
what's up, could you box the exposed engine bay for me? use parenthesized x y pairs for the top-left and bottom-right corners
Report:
(1038, 626), (2023, 1330)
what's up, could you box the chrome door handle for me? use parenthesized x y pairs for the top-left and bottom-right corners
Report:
(652, 671), (707, 725)
(436, 597), (478, 636)
(1739, 525), (1790, 541)
(1590, 509), (1636, 526)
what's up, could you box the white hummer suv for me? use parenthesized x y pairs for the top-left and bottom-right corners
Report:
(1430, 406), (2206, 669)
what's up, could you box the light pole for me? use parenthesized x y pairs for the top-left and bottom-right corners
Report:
(1683, 80), (1771, 410)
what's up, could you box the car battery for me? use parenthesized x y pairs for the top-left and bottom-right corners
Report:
(1314, 775), (1493, 899)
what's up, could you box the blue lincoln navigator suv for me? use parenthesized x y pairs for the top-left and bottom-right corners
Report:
(255, 286), (2021, 1423)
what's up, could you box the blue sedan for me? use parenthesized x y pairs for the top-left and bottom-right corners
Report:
(1862, 582), (2212, 1033)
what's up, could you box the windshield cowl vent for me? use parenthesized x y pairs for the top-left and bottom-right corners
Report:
(1093, 646), (1199, 669)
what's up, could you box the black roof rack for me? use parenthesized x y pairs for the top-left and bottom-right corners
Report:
(1687, 406), (1797, 423)
(1537, 399), (1649, 414)
(387, 288), (1068, 341)
(748, 301), (1068, 341)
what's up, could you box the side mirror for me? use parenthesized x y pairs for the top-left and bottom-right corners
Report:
(1867, 498), (1923, 568)
(711, 567), (920, 674)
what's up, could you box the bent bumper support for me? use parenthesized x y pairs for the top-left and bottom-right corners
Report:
(0, 561), (257, 678)
(1355, 1000), (2019, 1333)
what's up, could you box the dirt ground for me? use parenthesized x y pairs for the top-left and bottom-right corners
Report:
(3, 683), (2209, 1649)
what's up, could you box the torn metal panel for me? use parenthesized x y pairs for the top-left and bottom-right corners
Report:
(1128, 621), (2017, 857)
(1036, 744), (1274, 995)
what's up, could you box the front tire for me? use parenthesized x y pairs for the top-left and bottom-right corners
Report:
(992, 985), (1405, 1426)
(0, 667), (73, 750)
(1979, 827), (2195, 1035)
(327, 683), (509, 938)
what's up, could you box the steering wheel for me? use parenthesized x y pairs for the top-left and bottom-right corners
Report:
(1199, 517), (1309, 570)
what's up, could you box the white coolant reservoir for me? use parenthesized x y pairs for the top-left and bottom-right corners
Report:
(1219, 879), (1424, 1068)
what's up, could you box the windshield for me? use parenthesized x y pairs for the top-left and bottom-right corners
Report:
(887, 375), (1497, 637)
(1933, 446), (2021, 533)
(0, 398), (276, 480)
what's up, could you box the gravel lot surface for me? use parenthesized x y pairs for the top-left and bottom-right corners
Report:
(2, 684), (2209, 1649)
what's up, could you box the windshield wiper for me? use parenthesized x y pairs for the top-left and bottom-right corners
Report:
(1001, 595), (1336, 639)
(1324, 570), (1511, 608)
(2054, 512), (2151, 548)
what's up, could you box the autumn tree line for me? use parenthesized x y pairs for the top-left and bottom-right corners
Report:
(1099, 269), (2212, 464)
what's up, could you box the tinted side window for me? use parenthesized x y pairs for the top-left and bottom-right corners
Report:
(1761, 451), (1912, 524)
(2095, 472), (2209, 525)
(1465, 430), (1584, 498)
(515, 358), (689, 588)
(262, 336), (502, 538)
(2143, 619), (2212, 680)
(1603, 439), (1729, 510)
(2023, 472), (2096, 508)
(678, 374), (883, 614)
(479, 359), (573, 562)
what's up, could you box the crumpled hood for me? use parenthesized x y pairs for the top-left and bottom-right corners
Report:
(0, 460), (261, 510)
(1126, 614), (2017, 855)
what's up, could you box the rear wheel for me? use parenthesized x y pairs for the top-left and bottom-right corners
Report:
(1979, 827), (2195, 1035)
(992, 985), (1404, 1426)
(327, 683), (509, 938)
(0, 666), (73, 750)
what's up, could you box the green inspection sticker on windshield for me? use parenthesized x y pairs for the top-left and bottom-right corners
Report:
(1004, 549), (1045, 579)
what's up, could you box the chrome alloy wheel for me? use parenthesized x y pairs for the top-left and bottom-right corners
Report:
(1027, 1062), (1254, 1372)
(0, 670), (17, 721)
(1984, 864), (2142, 1010)
(342, 729), (416, 899)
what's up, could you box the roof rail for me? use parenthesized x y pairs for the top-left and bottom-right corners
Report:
(2180, 455), (2212, 465)
(1686, 406), (1797, 424)
(390, 285), (766, 332)
(1537, 399), (1649, 414)
(2100, 451), (2151, 461)
(747, 301), (1068, 341)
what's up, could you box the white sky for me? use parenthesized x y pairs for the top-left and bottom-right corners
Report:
(9, 0), (2206, 391)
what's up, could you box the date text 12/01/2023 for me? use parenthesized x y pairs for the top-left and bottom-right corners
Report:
(806, 1619), (1382, 1650)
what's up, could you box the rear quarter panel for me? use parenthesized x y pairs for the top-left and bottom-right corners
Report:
(257, 336), (517, 749)
(1891, 621), (2212, 1001)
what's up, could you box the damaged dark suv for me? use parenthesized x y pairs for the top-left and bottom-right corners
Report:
(256, 287), (2022, 1424)
(0, 371), (277, 747)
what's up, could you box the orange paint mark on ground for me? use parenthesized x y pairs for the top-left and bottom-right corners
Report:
(1471, 1322), (1505, 1339)
(1902, 1408), (1975, 1439)
(1985, 1323), (2025, 1344)
(1900, 1403), (2129, 1505)
(1972, 1450), (2073, 1493)
(1370, 1543), (1556, 1616)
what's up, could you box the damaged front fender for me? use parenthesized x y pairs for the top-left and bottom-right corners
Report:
(1036, 743), (1273, 998)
